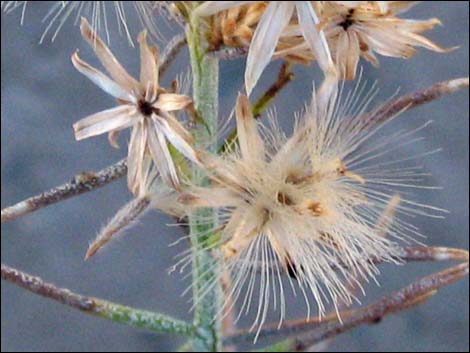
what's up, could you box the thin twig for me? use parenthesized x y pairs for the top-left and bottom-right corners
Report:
(252, 62), (295, 118)
(226, 246), (469, 346)
(363, 77), (469, 129)
(1, 34), (188, 224)
(253, 256), (467, 353)
(1, 159), (127, 223)
(1, 264), (194, 337)
(293, 262), (468, 351)
(396, 245), (469, 263)
(159, 33), (187, 76)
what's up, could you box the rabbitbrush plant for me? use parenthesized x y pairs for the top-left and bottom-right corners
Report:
(1, 1), (469, 352)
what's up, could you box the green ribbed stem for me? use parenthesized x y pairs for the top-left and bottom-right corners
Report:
(186, 13), (222, 352)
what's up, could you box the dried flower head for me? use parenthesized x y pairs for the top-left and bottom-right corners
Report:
(199, 1), (453, 84)
(317, 1), (453, 79)
(181, 84), (444, 331)
(195, 1), (336, 95)
(72, 18), (197, 192)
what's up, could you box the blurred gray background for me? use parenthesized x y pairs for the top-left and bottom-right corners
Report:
(1, 2), (468, 352)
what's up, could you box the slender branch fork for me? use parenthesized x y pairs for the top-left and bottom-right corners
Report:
(2, 78), (467, 224)
(225, 246), (469, 350)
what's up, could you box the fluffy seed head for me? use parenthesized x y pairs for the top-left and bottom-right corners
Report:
(181, 83), (444, 332)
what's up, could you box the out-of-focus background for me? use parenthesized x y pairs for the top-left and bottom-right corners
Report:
(1, 2), (468, 352)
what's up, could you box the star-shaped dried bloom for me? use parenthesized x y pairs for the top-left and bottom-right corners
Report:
(319, 1), (453, 79)
(195, 1), (336, 95)
(180, 86), (444, 330)
(72, 18), (197, 192)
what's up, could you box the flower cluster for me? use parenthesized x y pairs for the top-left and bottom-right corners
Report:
(194, 1), (450, 93)
(0, 0), (467, 351)
(67, 1), (453, 333)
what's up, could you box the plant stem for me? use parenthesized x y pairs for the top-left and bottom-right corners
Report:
(95, 299), (193, 337)
(186, 14), (222, 352)
(0, 159), (127, 223)
(1, 264), (193, 337)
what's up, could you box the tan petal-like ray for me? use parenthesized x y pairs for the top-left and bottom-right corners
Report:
(161, 111), (194, 144)
(235, 94), (265, 161)
(245, 1), (295, 95)
(138, 30), (159, 101)
(147, 118), (180, 189)
(385, 1), (420, 14)
(179, 187), (240, 208)
(335, 31), (360, 80)
(296, 1), (335, 75)
(127, 121), (148, 196)
(73, 105), (137, 141)
(71, 52), (135, 102)
(108, 131), (121, 149)
(80, 18), (139, 92)
(222, 208), (264, 258)
(396, 28), (455, 53)
(392, 17), (441, 33)
(356, 26), (417, 58)
(154, 93), (192, 111)
(154, 115), (198, 164)
(376, 1), (389, 13)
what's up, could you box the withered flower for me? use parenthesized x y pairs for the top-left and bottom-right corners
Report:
(319, 1), (453, 79)
(195, 1), (335, 95)
(181, 86), (444, 330)
(72, 18), (197, 191)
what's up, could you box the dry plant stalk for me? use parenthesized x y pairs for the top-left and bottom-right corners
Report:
(1, 1), (468, 352)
